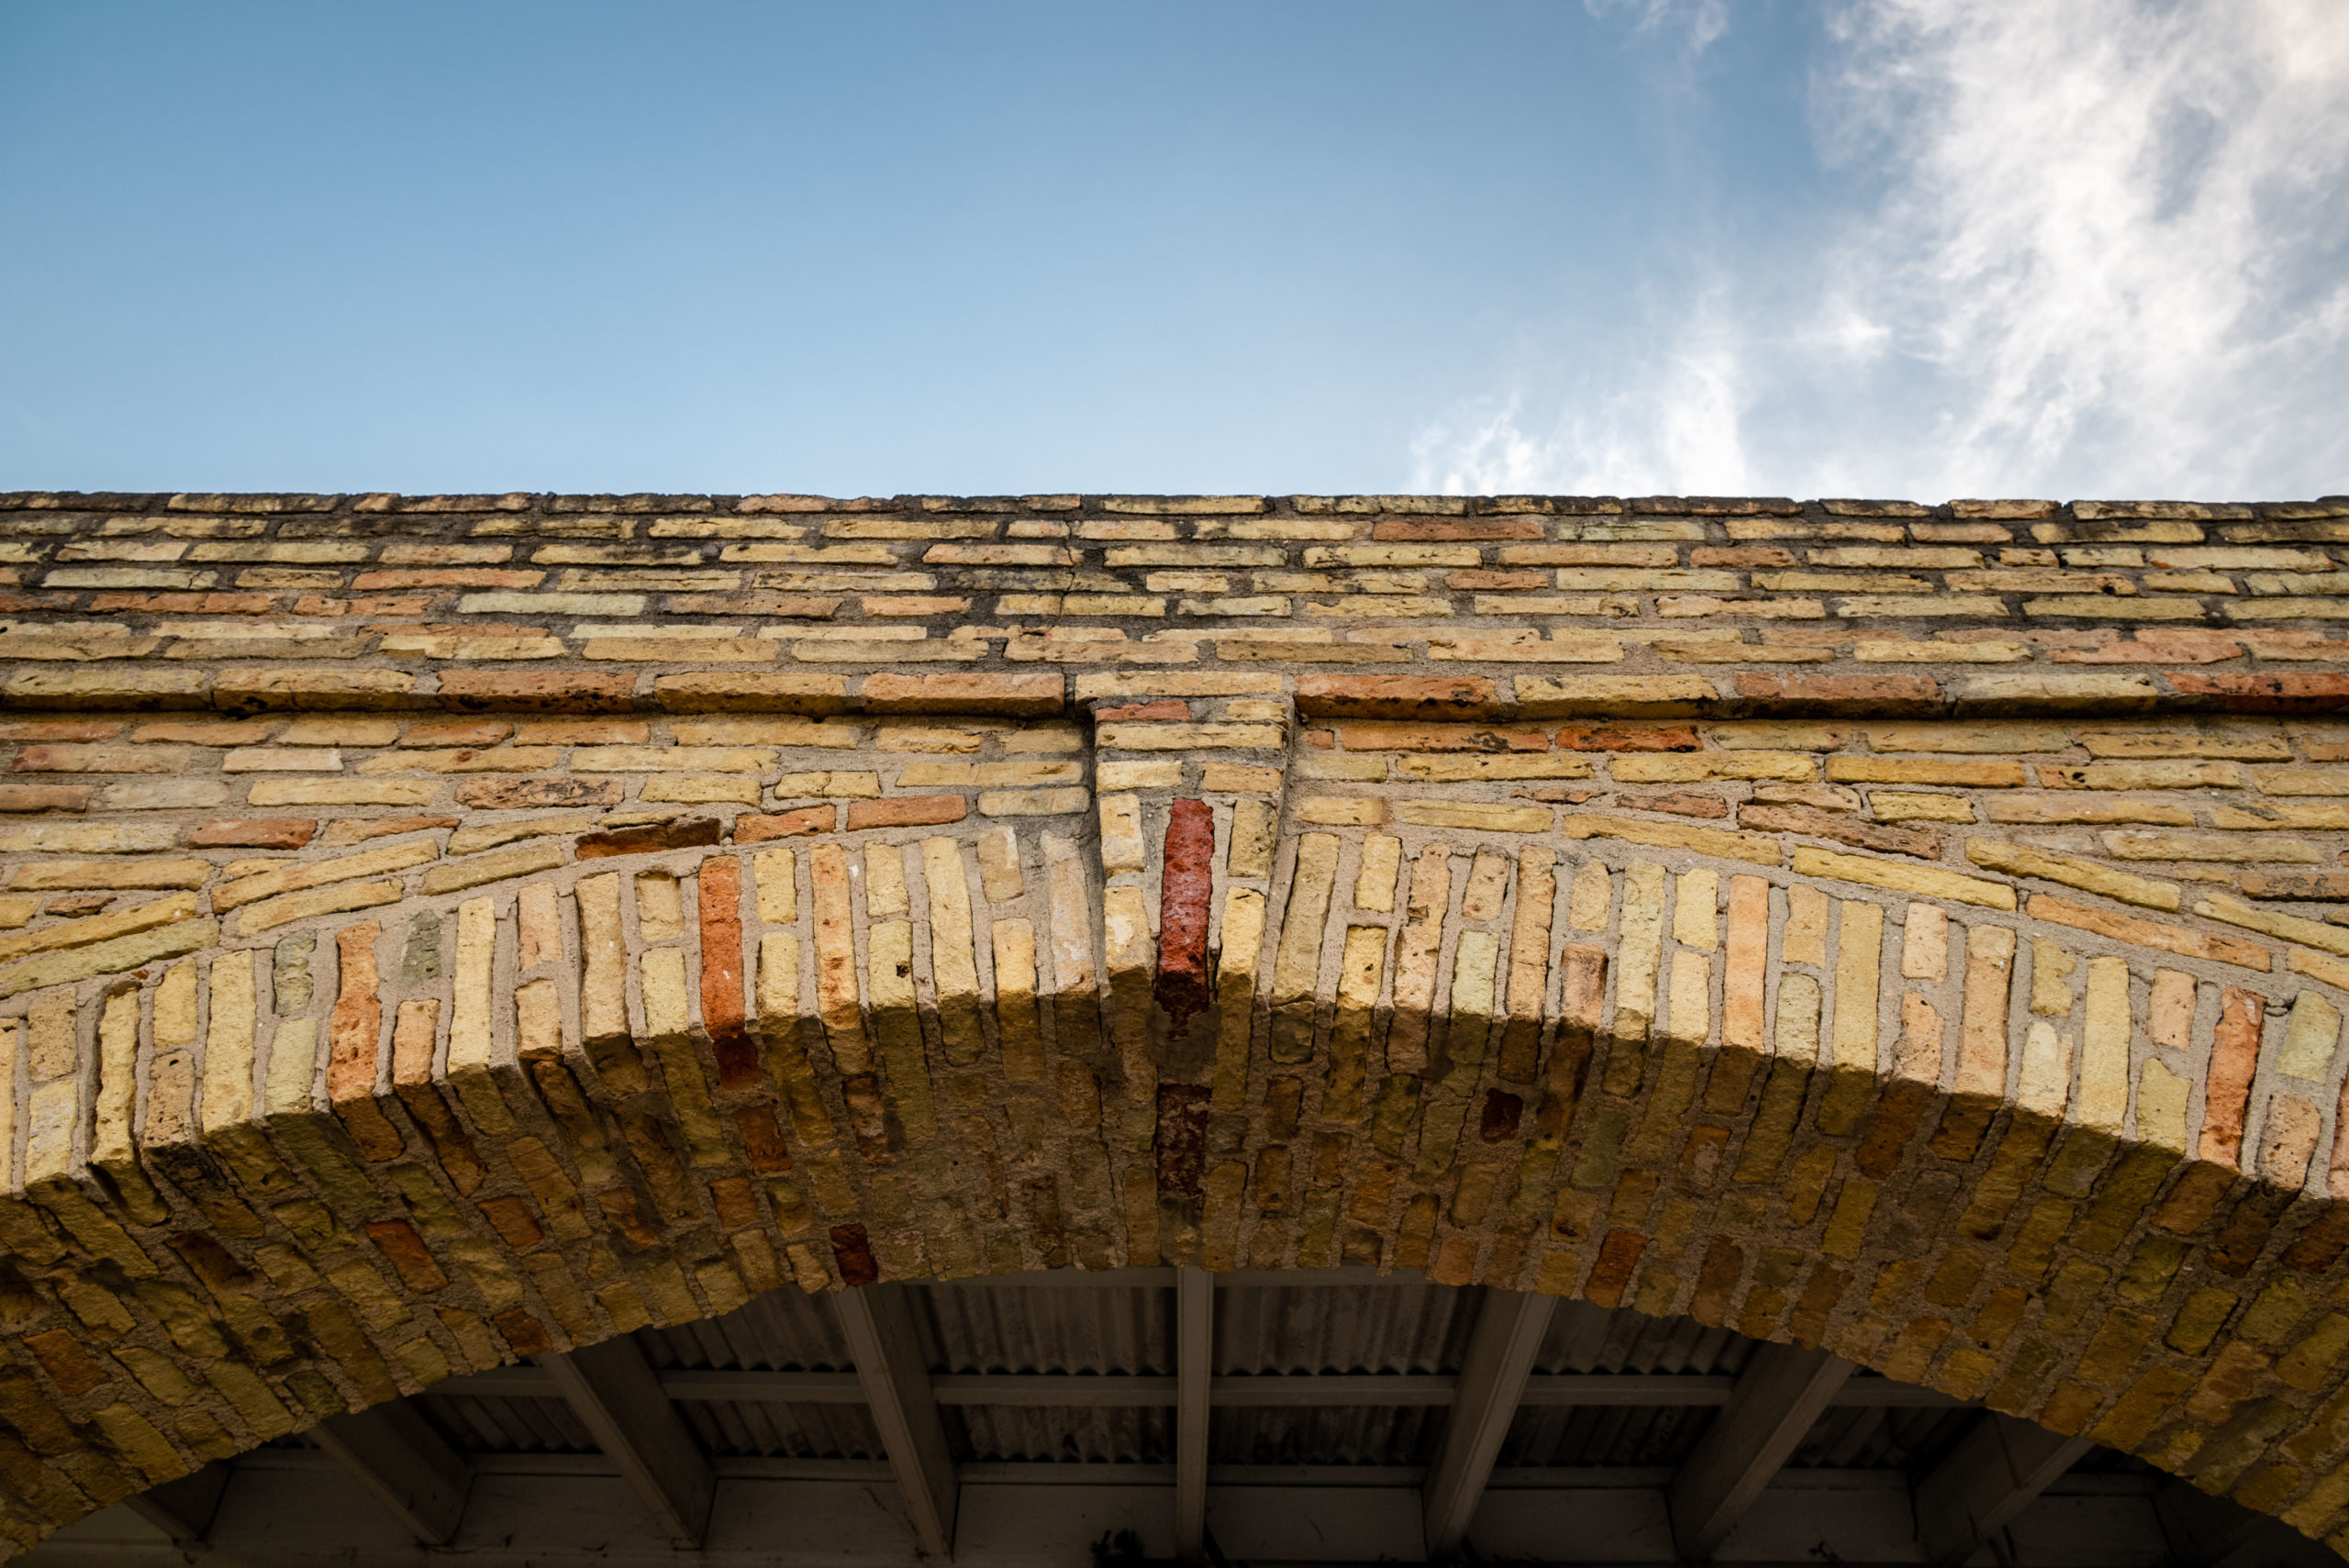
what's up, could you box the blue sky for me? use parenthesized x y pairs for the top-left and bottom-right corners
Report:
(2, 1), (2343, 500)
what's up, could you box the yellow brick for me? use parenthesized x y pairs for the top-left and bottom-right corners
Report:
(1355, 835), (1402, 912)
(1099, 793), (1146, 873)
(1793, 847), (2016, 909)
(923, 837), (984, 1065)
(0, 892), (198, 964)
(1614, 752), (1816, 784)
(1565, 814), (1781, 865)
(248, 778), (439, 806)
(420, 840), (565, 896)
(1298, 796), (1385, 826)
(2200, 894), (2349, 957)
(1965, 839), (2177, 911)
(445, 895), (514, 1135)
(756, 930), (800, 1028)
(755, 847), (798, 923)
(1398, 800), (1551, 832)
(1827, 757), (2027, 786)
(0, 918), (217, 998)
(1869, 791), (1975, 822)
(1391, 754), (1595, 782)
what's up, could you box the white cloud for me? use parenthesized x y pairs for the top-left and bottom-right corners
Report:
(1581, 0), (1730, 55)
(1417, 0), (2349, 501)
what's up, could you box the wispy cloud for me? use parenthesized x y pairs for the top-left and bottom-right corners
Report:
(1415, 0), (2349, 500)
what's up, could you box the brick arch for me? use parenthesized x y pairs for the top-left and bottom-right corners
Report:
(0, 487), (2346, 1554)
(4, 722), (2348, 1557)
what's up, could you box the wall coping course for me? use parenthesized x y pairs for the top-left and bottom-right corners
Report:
(1, 496), (2348, 1556)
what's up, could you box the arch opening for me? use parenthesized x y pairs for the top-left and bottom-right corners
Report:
(35, 1273), (2326, 1565)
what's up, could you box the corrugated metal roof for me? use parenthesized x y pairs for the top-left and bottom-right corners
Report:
(383, 1269), (2009, 1474)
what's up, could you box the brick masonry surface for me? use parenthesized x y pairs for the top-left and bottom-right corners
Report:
(4, 491), (2349, 1552)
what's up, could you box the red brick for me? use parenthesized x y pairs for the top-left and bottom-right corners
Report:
(735, 806), (835, 842)
(439, 670), (637, 713)
(698, 855), (753, 1086)
(22, 1329), (110, 1397)
(493, 1309), (551, 1357)
(1370, 518), (1542, 540)
(2165, 673), (2349, 712)
(0, 784), (91, 813)
(734, 1105), (793, 1175)
(364, 1219), (449, 1293)
(474, 1196), (543, 1249)
(1691, 1236), (1744, 1326)
(1731, 673), (1942, 716)
(829, 1223), (878, 1286)
(455, 777), (622, 809)
(2281, 1207), (2349, 1273)
(860, 672), (1064, 716)
(845, 795), (968, 830)
(188, 817), (315, 849)
(576, 817), (722, 859)
(2200, 987), (2265, 1169)
(328, 923), (402, 1162)
(1585, 1229), (1648, 1308)
(707, 1175), (761, 1231)
(1153, 799), (1215, 1032)
(1295, 675), (1503, 719)
(1479, 1090), (1523, 1142)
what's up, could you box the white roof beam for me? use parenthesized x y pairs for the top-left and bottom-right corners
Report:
(1421, 1288), (1557, 1559)
(307, 1402), (472, 1546)
(1174, 1266), (1215, 1559)
(1914, 1412), (2093, 1567)
(122, 1462), (230, 1545)
(539, 1336), (715, 1549)
(1667, 1342), (1854, 1560)
(835, 1282), (960, 1558)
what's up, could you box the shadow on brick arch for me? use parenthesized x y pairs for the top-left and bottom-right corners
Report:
(7, 810), (2349, 1555)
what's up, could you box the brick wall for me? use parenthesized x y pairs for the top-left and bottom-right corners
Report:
(4, 490), (2349, 1552)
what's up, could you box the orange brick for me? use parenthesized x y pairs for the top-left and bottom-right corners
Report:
(845, 795), (968, 829)
(736, 806), (835, 842)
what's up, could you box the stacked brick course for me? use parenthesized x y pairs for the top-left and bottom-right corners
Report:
(4, 490), (2349, 1553)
